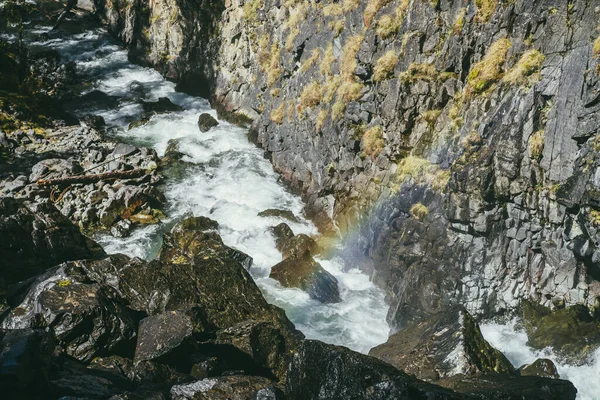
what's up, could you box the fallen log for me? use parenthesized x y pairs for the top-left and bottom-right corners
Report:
(37, 169), (146, 187)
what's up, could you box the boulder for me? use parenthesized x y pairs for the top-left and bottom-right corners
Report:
(75, 90), (119, 110)
(270, 223), (294, 249)
(258, 209), (298, 223)
(277, 234), (320, 259)
(197, 113), (219, 132)
(29, 158), (82, 182)
(270, 256), (341, 303)
(170, 376), (284, 400)
(0, 198), (105, 288)
(286, 340), (463, 400)
(369, 306), (515, 381)
(518, 359), (560, 379)
(134, 311), (195, 363)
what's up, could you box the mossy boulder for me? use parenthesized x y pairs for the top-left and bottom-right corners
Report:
(369, 306), (515, 381)
(197, 113), (218, 132)
(521, 301), (600, 364)
(270, 256), (341, 303)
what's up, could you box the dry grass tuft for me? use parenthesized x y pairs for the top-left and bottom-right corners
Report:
(376, 0), (409, 39)
(502, 49), (545, 86)
(422, 109), (442, 126)
(467, 38), (512, 93)
(594, 36), (600, 57)
(341, 34), (364, 78)
(300, 82), (323, 108)
(301, 49), (321, 73)
(324, 4), (344, 16)
(343, 0), (361, 12)
(400, 63), (438, 83)
(373, 50), (399, 82)
(529, 129), (545, 160)
(316, 108), (328, 132)
(410, 203), (429, 220)
(364, 0), (393, 28)
(320, 43), (335, 76)
(362, 125), (385, 158)
(475, 0), (498, 23)
(270, 101), (286, 124)
(266, 44), (282, 87)
(396, 156), (450, 191)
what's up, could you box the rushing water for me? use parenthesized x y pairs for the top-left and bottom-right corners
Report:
(32, 25), (390, 353)
(481, 319), (600, 400)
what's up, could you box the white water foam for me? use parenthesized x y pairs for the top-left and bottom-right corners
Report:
(481, 319), (600, 400)
(42, 28), (390, 353)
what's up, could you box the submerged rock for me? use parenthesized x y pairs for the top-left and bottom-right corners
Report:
(197, 113), (218, 132)
(270, 256), (341, 303)
(258, 209), (298, 222)
(369, 306), (515, 381)
(142, 97), (183, 113)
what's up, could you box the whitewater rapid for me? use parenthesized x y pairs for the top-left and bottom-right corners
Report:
(35, 26), (390, 354)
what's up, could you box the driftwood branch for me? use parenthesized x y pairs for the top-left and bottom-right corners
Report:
(52, 0), (77, 31)
(37, 169), (146, 187)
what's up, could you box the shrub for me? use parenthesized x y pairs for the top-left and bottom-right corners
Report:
(502, 49), (545, 85)
(529, 129), (544, 160)
(270, 101), (286, 124)
(400, 63), (438, 83)
(300, 82), (323, 108)
(475, 0), (498, 23)
(467, 38), (512, 93)
(373, 50), (399, 81)
(410, 203), (429, 220)
(362, 125), (385, 158)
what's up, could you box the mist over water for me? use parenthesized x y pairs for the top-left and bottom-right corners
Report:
(481, 319), (600, 400)
(44, 27), (390, 354)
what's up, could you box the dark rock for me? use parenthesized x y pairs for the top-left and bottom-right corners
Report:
(369, 307), (515, 381)
(277, 234), (320, 259)
(258, 208), (299, 223)
(436, 374), (577, 400)
(0, 329), (55, 399)
(519, 359), (560, 379)
(134, 311), (194, 363)
(270, 223), (294, 249)
(170, 376), (284, 400)
(286, 340), (463, 400)
(82, 115), (106, 130)
(270, 256), (341, 303)
(197, 113), (219, 132)
(142, 97), (183, 113)
(128, 113), (152, 130)
(0, 198), (105, 289)
(76, 90), (119, 110)
(2, 264), (137, 362)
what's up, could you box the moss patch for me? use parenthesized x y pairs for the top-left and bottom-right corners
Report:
(502, 49), (545, 86)
(410, 203), (429, 220)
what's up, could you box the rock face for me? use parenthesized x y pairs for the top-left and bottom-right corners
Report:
(369, 307), (515, 381)
(94, 0), (600, 336)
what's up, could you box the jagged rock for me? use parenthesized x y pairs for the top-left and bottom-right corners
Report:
(1, 263), (137, 362)
(134, 311), (194, 363)
(170, 376), (284, 400)
(0, 198), (105, 288)
(286, 340), (463, 400)
(197, 113), (218, 132)
(521, 302), (600, 363)
(369, 307), (515, 381)
(258, 209), (298, 222)
(270, 256), (341, 303)
(519, 359), (560, 379)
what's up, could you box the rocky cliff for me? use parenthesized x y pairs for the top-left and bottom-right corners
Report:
(94, 0), (600, 334)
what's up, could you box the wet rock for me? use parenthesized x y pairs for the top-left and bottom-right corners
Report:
(270, 256), (341, 303)
(286, 340), (463, 400)
(521, 302), (600, 363)
(258, 208), (298, 222)
(170, 376), (284, 400)
(134, 311), (194, 363)
(2, 264), (137, 363)
(436, 374), (576, 400)
(519, 359), (560, 379)
(76, 90), (119, 109)
(277, 234), (320, 259)
(369, 307), (515, 381)
(142, 97), (183, 113)
(82, 115), (106, 130)
(198, 113), (218, 132)
(128, 113), (152, 130)
(270, 223), (294, 249)
(111, 219), (133, 238)
(0, 198), (105, 288)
